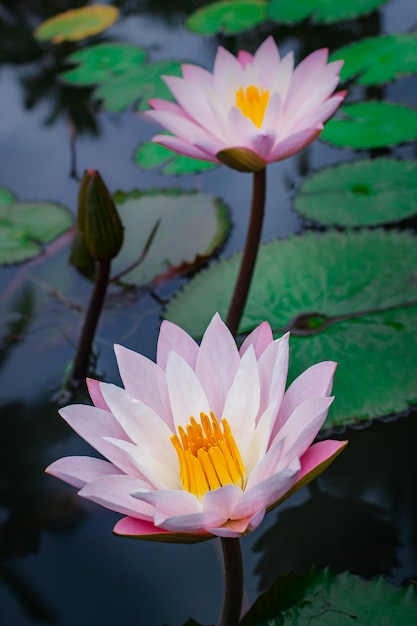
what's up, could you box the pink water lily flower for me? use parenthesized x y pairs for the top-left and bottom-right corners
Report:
(145, 37), (346, 172)
(46, 314), (347, 542)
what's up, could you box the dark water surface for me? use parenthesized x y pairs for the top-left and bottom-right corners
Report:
(1, 1), (417, 624)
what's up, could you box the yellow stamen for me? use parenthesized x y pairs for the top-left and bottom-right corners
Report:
(235, 84), (270, 128)
(171, 412), (246, 500)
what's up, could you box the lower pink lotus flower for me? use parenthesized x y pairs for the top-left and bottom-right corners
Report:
(47, 314), (347, 542)
(145, 36), (346, 172)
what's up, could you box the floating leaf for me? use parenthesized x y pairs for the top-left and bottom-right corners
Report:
(294, 159), (417, 227)
(94, 60), (183, 112)
(186, 0), (266, 35)
(321, 102), (417, 149)
(331, 34), (417, 85)
(267, 0), (387, 24)
(112, 190), (229, 285)
(135, 140), (218, 175)
(166, 230), (417, 427)
(240, 568), (417, 625)
(0, 201), (73, 265)
(34, 5), (119, 43)
(61, 44), (147, 86)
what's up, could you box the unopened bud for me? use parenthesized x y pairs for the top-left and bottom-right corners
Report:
(77, 169), (124, 261)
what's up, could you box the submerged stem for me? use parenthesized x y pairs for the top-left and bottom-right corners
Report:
(218, 537), (244, 626)
(225, 168), (266, 337)
(71, 259), (111, 383)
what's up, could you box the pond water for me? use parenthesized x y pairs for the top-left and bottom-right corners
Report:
(1, 0), (417, 624)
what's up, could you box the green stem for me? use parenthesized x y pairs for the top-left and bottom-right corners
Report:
(71, 259), (111, 383)
(218, 537), (244, 626)
(226, 168), (266, 336)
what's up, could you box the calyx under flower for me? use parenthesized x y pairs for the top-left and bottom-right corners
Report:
(216, 147), (266, 172)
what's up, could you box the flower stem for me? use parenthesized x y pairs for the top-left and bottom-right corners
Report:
(71, 259), (111, 384)
(226, 168), (266, 337)
(218, 537), (244, 626)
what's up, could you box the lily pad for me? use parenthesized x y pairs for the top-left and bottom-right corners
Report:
(60, 44), (180, 112)
(294, 159), (417, 227)
(34, 5), (119, 43)
(321, 102), (417, 149)
(61, 44), (147, 86)
(267, 0), (387, 24)
(165, 230), (417, 427)
(135, 140), (218, 175)
(330, 34), (417, 85)
(240, 568), (417, 625)
(186, 0), (267, 35)
(112, 190), (229, 285)
(0, 201), (73, 265)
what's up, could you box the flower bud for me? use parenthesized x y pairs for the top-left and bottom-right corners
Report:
(77, 169), (124, 261)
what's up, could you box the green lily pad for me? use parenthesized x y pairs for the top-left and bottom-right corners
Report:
(267, 0), (387, 24)
(112, 190), (229, 285)
(165, 230), (417, 427)
(0, 201), (73, 265)
(60, 43), (182, 112)
(240, 568), (417, 625)
(61, 43), (147, 86)
(321, 102), (417, 149)
(135, 140), (218, 175)
(34, 5), (119, 43)
(331, 34), (417, 85)
(94, 60), (183, 112)
(294, 159), (417, 227)
(186, 0), (267, 35)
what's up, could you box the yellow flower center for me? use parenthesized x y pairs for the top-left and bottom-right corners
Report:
(235, 84), (270, 128)
(171, 412), (246, 500)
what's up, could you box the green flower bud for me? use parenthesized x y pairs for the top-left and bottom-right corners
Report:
(77, 169), (124, 261)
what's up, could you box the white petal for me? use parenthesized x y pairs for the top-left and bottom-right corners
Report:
(166, 351), (211, 431)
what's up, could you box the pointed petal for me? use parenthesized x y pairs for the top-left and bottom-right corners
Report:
(239, 321), (273, 358)
(157, 319), (199, 370)
(195, 313), (240, 418)
(79, 475), (153, 519)
(275, 361), (336, 436)
(58, 404), (141, 478)
(276, 396), (334, 459)
(114, 346), (173, 428)
(87, 378), (110, 410)
(223, 346), (260, 456)
(46, 456), (122, 489)
(166, 351), (211, 431)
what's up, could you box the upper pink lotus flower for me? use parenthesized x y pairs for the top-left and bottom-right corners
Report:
(145, 36), (346, 172)
(46, 314), (347, 542)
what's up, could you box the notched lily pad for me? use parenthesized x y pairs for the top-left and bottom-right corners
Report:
(294, 159), (417, 227)
(60, 43), (182, 112)
(186, 0), (267, 35)
(34, 5), (119, 43)
(0, 199), (73, 265)
(331, 34), (417, 85)
(240, 568), (417, 625)
(166, 230), (417, 427)
(135, 140), (218, 175)
(112, 189), (229, 285)
(61, 43), (147, 86)
(321, 101), (417, 149)
(267, 0), (387, 24)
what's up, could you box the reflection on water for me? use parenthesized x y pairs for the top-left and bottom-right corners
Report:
(1, 0), (417, 624)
